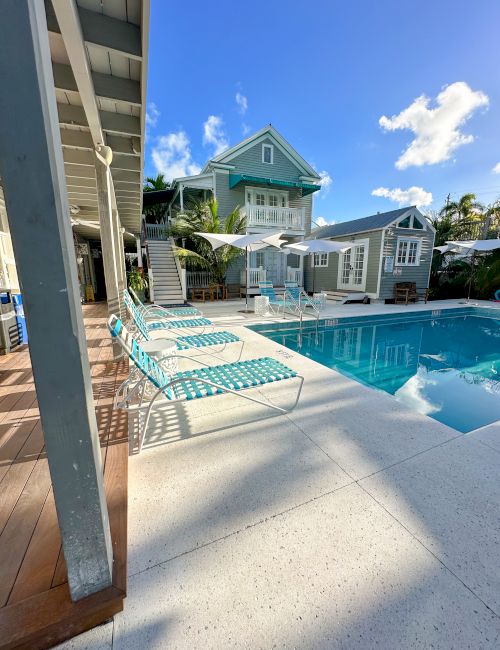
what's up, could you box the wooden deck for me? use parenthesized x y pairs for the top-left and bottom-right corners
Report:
(0, 303), (128, 650)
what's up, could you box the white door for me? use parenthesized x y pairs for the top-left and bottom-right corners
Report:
(337, 239), (369, 290)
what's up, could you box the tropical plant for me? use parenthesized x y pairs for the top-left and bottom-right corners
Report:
(127, 269), (149, 292)
(169, 198), (246, 284)
(143, 173), (170, 224)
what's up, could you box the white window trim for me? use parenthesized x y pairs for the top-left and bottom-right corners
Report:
(336, 238), (370, 290)
(245, 186), (288, 207)
(396, 213), (426, 231)
(311, 252), (329, 267)
(395, 236), (422, 266)
(262, 143), (274, 164)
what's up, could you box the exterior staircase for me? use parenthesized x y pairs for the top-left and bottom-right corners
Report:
(147, 238), (185, 305)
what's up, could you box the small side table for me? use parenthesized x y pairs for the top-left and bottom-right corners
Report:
(255, 295), (269, 316)
(313, 292), (327, 310)
(141, 339), (178, 374)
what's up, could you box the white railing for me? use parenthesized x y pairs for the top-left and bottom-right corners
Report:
(145, 223), (167, 240)
(243, 204), (305, 230)
(286, 267), (303, 284)
(240, 268), (267, 286)
(186, 271), (214, 287)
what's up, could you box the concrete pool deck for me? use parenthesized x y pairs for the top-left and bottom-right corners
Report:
(58, 299), (500, 649)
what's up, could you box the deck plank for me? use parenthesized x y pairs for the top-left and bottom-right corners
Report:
(0, 303), (129, 649)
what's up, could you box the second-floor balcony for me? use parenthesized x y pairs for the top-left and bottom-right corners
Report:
(242, 204), (305, 231)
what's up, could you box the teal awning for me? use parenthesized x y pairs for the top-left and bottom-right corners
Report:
(228, 174), (320, 196)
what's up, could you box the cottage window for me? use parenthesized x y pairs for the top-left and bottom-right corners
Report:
(312, 252), (328, 267)
(396, 237), (421, 266)
(397, 214), (426, 230)
(262, 144), (274, 164)
(256, 193), (265, 206)
(268, 194), (278, 207)
(256, 251), (265, 267)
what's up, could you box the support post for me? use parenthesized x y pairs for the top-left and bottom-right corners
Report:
(136, 236), (143, 268)
(95, 156), (123, 357)
(0, 0), (112, 600)
(180, 184), (184, 212)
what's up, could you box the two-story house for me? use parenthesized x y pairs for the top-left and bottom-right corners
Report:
(144, 126), (322, 302)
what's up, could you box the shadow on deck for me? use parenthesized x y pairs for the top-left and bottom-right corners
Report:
(0, 303), (128, 650)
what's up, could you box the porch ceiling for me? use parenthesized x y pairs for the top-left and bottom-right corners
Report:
(30, 0), (149, 241)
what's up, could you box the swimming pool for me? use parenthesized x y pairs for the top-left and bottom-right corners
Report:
(249, 307), (500, 433)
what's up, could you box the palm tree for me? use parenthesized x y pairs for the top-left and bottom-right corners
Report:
(482, 201), (500, 238)
(439, 193), (483, 221)
(143, 173), (170, 223)
(169, 198), (246, 285)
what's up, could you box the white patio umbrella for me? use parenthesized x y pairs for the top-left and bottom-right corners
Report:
(434, 239), (500, 302)
(285, 239), (352, 293)
(195, 231), (286, 312)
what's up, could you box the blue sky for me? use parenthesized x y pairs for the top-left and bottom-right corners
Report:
(144, 0), (500, 225)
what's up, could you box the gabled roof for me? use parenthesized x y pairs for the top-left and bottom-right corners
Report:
(203, 125), (321, 180)
(311, 207), (421, 238)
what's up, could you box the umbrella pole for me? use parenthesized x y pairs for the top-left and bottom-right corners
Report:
(246, 246), (249, 311)
(467, 251), (475, 303)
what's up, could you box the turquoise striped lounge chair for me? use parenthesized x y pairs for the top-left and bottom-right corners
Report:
(124, 289), (243, 361)
(284, 282), (321, 314)
(258, 281), (299, 316)
(108, 315), (304, 452)
(128, 287), (202, 319)
(123, 289), (213, 337)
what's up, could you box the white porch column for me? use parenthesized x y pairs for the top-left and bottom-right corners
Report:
(0, 0), (112, 600)
(179, 184), (184, 211)
(136, 236), (143, 267)
(95, 156), (122, 313)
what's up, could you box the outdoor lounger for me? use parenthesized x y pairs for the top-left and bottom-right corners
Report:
(284, 282), (322, 313)
(258, 281), (300, 315)
(128, 287), (203, 319)
(108, 315), (304, 452)
(123, 289), (213, 335)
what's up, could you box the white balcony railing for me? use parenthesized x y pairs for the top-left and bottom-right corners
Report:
(186, 271), (215, 288)
(240, 268), (267, 286)
(145, 223), (167, 240)
(243, 204), (305, 230)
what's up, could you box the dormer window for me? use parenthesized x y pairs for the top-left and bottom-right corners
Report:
(397, 213), (425, 230)
(262, 143), (274, 164)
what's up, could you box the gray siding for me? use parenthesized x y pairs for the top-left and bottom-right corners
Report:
(379, 227), (435, 300)
(230, 137), (303, 182)
(306, 231), (383, 295)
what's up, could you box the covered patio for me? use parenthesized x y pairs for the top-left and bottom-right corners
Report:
(0, 0), (148, 647)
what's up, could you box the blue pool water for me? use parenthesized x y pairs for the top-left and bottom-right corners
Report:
(249, 307), (500, 432)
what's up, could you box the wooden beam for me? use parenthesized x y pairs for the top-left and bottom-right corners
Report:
(53, 63), (141, 107)
(46, 1), (141, 61)
(51, 1), (104, 147)
(105, 134), (141, 156)
(64, 164), (96, 179)
(110, 170), (140, 184)
(60, 129), (93, 150)
(63, 149), (95, 166)
(110, 154), (141, 172)
(58, 103), (141, 137)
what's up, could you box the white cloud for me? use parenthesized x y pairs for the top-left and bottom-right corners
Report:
(235, 92), (248, 115)
(242, 123), (251, 136)
(379, 82), (489, 169)
(318, 170), (333, 196)
(203, 115), (229, 156)
(314, 217), (334, 227)
(146, 102), (160, 128)
(151, 131), (201, 181)
(372, 186), (433, 207)
(492, 162), (500, 174)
